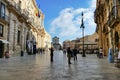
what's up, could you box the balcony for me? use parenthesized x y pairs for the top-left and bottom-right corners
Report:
(21, 9), (29, 20)
(0, 13), (9, 24)
(107, 5), (120, 28)
(94, 4), (104, 23)
(7, 1), (21, 15)
(7, 0), (29, 22)
(27, 17), (36, 27)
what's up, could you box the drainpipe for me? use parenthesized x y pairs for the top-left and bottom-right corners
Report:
(114, 0), (117, 18)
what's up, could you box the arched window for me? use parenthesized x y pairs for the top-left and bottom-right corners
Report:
(0, 2), (5, 18)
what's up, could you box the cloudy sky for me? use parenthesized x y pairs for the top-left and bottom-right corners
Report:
(36, 0), (96, 43)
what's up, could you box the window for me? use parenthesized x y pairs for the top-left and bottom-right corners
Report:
(17, 30), (21, 44)
(95, 38), (99, 42)
(0, 2), (5, 18)
(0, 24), (3, 37)
(106, 0), (109, 3)
(119, 0), (120, 4)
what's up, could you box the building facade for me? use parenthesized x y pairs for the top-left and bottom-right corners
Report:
(52, 36), (61, 50)
(0, 0), (51, 58)
(63, 33), (98, 51)
(44, 30), (51, 49)
(63, 40), (71, 49)
(94, 0), (120, 56)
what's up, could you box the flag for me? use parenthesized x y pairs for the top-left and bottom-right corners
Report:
(38, 10), (40, 18)
(35, 9), (38, 16)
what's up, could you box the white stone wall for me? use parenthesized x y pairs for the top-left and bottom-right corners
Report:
(0, 0), (51, 57)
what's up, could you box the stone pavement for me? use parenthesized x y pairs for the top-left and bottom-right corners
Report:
(0, 50), (120, 80)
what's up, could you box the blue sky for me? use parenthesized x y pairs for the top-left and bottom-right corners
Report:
(36, 0), (96, 43)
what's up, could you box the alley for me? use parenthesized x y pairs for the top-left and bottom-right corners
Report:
(0, 51), (120, 80)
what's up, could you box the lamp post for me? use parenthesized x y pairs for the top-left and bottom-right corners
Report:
(80, 12), (86, 57)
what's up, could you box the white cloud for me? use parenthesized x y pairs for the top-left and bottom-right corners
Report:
(49, 0), (96, 42)
(89, 0), (96, 8)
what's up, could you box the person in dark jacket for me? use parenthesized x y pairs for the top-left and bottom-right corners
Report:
(73, 48), (78, 61)
(67, 47), (72, 64)
(50, 47), (54, 62)
(33, 44), (36, 54)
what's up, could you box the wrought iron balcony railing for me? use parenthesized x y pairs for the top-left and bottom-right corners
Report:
(107, 5), (120, 28)
(7, 0), (29, 21)
(27, 17), (36, 27)
(0, 12), (10, 24)
(21, 9), (29, 19)
(8, 0), (21, 11)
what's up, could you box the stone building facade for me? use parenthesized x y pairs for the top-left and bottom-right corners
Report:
(63, 33), (98, 51)
(63, 40), (71, 49)
(52, 36), (61, 50)
(44, 30), (51, 49)
(94, 0), (120, 56)
(0, 0), (51, 58)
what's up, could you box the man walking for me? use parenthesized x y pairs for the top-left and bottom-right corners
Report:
(73, 48), (78, 61)
(50, 47), (54, 62)
(67, 47), (72, 64)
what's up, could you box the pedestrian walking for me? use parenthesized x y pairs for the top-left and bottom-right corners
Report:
(33, 44), (36, 54)
(96, 49), (99, 58)
(63, 49), (66, 54)
(73, 48), (78, 61)
(108, 48), (114, 63)
(50, 47), (54, 62)
(67, 47), (72, 64)
(99, 47), (103, 58)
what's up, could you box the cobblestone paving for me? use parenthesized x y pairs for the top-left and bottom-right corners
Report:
(0, 50), (120, 80)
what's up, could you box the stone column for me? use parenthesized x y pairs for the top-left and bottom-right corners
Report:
(9, 13), (15, 54)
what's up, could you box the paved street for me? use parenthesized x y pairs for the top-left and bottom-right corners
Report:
(0, 50), (120, 80)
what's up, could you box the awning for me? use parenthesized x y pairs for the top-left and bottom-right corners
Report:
(0, 39), (9, 44)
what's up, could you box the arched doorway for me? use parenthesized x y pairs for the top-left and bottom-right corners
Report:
(115, 31), (119, 48)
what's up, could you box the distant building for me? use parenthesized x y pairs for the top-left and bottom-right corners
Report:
(76, 33), (99, 50)
(63, 40), (71, 49)
(52, 36), (61, 50)
(63, 33), (99, 50)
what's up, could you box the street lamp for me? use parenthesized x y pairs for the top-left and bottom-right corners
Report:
(80, 12), (86, 57)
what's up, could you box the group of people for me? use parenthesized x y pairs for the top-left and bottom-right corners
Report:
(50, 47), (78, 64)
(97, 47), (104, 58)
(37, 48), (45, 54)
(66, 47), (78, 64)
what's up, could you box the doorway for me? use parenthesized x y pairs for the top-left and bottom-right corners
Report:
(115, 31), (119, 47)
(0, 41), (4, 58)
